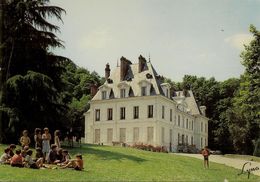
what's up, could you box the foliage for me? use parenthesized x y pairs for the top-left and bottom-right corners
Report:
(253, 138), (260, 157)
(228, 25), (260, 154)
(0, 0), (68, 143)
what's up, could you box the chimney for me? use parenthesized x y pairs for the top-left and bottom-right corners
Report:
(120, 57), (132, 81)
(105, 63), (110, 80)
(138, 55), (146, 73)
(90, 83), (98, 97)
(200, 106), (206, 116)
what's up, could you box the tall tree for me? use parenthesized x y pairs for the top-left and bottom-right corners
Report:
(228, 25), (260, 154)
(0, 0), (6, 142)
(0, 0), (68, 143)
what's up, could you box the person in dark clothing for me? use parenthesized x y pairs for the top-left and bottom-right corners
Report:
(47, 144), (58, 164)
(9, 144), (16, 157)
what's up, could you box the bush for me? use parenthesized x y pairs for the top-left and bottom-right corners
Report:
(253, 138), (260, 157)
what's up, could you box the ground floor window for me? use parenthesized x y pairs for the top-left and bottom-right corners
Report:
(182, 134), (184, 144)
(170, 129), (173, 143)
(201, 137), (203, 148)
(161, 127), (165, 143)
(147, 127), (154, 143)
(120, 128), (126, 142)
(95, 129), (100, 143)
(107, 128), (113, 143)
(133, 127), (139, 142)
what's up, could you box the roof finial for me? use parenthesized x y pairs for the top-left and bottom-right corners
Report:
(148, 53), (151, 62)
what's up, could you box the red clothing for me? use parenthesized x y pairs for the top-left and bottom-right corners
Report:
(11, 154), (23, 165)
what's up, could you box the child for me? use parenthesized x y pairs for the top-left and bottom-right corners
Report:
(34, 128), (42, 149)
(42, 127), (51, 161)
(35, 147), (44, 161)
(10, 149), (23, 167)
(58, 150), (71, 166)
(21, 145), (30, 158)
(24, 150), (43, 169)
(20, 130), (31, 148)
(201, 146), (210, 168)
(8, 144), (16, 157)
(47, 144), (59, 164)
(61, 154), (83, 171)
(56, 148), (63, 162)
(54, 130), (61, 149)
(0, 148), (11, 164)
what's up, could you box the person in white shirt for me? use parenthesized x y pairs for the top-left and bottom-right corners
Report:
(0, 148), (11, 164)
(24, 150), (43, 169)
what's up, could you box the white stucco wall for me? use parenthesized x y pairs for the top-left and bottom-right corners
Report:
(85, 95), (208, 152)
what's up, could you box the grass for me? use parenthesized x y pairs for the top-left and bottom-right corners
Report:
(224, 154), (260, 163)
(0, 144), (259, 182)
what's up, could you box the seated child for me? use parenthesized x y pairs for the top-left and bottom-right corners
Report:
(9, 144), (16, 157)
(57, 150), (71, 166)
(24, 150), (43, 169)
(10, 149), (23, 167)
(56, 148), (63, 162)
(0, 148), (11, 164)
(20, 130), (31, 148)
(21, 146), (29, 158)
(35, 147), (44, 161)
(61, 154), (83, 171)
(47, 144), (59, 164)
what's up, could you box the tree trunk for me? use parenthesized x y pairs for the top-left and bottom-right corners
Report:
(0, 0), (6, 143)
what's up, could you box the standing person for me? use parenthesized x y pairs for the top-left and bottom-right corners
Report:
(34, 128), (42, 149)
(42, 127), (51, 161)
(201, 146), (210, 168)
(20, 130), (31, 148)
(54, 130), (61, 148)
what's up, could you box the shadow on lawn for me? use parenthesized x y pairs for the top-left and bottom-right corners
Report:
(66, 145), (146, 163)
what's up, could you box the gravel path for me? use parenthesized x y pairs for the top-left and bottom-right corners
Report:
(175, 153), (260, 177)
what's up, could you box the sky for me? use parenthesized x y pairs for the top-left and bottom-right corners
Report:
(50, 0), (260, 81)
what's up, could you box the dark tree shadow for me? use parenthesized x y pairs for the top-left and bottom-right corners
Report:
(65, 144), (146, 163)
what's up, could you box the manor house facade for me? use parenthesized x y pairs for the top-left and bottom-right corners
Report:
(84, 55), (208, 152)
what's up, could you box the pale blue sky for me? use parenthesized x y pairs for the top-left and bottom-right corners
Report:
(51, 0), (260, 81)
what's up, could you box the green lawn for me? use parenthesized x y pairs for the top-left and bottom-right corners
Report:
(0, 144), (259, 182)
(224, 154), (260, 163)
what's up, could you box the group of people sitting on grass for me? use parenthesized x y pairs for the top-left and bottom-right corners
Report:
(0, 127), (83, 171)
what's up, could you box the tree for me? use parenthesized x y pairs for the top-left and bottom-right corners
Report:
(0, 0), (6, 142)
(0, 0), (67, 143)
(228, 25), (260, 154)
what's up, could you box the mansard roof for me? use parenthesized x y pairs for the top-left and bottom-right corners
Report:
(92, 55), (166, 100)
(91, 55), (206, 117)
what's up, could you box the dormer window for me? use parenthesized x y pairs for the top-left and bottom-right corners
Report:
(120, 89), (126, 98)
(141, 86), (147, 96)
(102, 91), (107, 99)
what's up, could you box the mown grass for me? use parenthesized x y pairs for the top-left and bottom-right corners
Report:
(224, 154), (260, 163)
(0, 144), (259, 181)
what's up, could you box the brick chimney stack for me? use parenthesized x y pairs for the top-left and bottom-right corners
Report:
(90, 83), (98, 97)
(105, 63), (110, 80)
(120, 57), (132, 81)
(138, 55), (146, 73)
